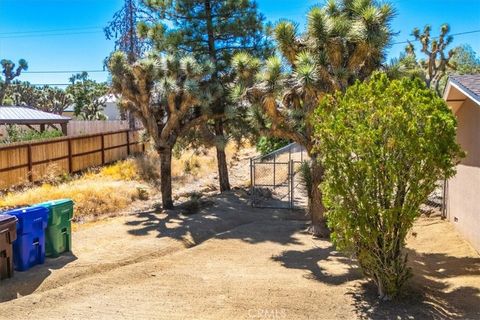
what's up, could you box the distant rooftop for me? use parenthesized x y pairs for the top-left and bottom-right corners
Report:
(0, 106), (71, 124)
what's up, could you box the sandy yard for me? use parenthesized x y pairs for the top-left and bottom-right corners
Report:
(0, 189), (479, 320)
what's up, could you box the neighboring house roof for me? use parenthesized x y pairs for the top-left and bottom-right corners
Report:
(444, 74), (480, 113)
(0, 106), (71, 124)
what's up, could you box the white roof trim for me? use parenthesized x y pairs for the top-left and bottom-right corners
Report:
(444, 80), (480, 106)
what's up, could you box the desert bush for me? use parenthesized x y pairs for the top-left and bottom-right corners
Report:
(256, 136), (290, 156)
(298, 161), (313, 208)
(2, 125), (63, 144)
(313, 73), (463, 300)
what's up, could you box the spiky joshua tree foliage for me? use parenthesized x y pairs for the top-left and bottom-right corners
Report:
(233, 0), (394, 236)
(404, 24), (456, 96)
(0, 58), (28, 105)
(109, 51), (215, 209)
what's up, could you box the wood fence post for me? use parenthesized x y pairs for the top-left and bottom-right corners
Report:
(68, 138), (73, 173)
(126, 130), (130, 155)
(101, 133), (105, 165)
(27, 145), (33, 182)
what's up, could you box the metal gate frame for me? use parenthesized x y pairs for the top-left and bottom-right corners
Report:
(250, 143), (307, 209)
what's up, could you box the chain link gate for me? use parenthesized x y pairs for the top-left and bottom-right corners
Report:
(250, 143), (309, 209)
(250, 142), (446, 214)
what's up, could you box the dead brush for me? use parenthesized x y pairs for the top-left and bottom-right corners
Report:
(178, 192), (214, 215)
(0, 160), (151, 221)
(134, 151), (161, 183)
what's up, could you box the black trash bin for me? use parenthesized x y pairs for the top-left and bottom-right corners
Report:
(0, 214), (17, 280)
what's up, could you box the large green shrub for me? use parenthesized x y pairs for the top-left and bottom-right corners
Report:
(313, 73), (462, 300)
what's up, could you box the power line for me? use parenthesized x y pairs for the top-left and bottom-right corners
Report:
(10, 83), (72, 86)
(0, 31), (103, 39)
(0, 26), (103, 36)
(24, 70), (107, 74)
(391, 29), (480, 46)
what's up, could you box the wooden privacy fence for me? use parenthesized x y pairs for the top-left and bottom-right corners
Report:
(67, 120), (131, 136)
(0, 129), (145, 189)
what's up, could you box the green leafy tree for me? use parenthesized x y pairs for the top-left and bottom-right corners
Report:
(256, 136), (290, 156)
(108, 51), (215, 209)
(313, 73), (463, 300)
(139, 0), (271, 192)
(233, 0), (394, 236)
(0, 58), (28, 105)
(67, 72), (109, 120)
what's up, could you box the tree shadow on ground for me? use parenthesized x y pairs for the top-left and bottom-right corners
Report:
(0, 252), (77, 302)
(271, 245), (362, 285)
(348, 249), (480, 319)
(125, 191), (305, 247)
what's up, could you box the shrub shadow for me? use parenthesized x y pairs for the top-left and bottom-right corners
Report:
(272, 245), (362, 285)
(349, 249), (480, 319)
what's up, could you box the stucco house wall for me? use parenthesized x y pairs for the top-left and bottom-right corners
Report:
(446, 90), (480, 253)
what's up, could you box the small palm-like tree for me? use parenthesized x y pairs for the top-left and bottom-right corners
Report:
(233, 0), (394, 236)
(109, 51), (215, 208)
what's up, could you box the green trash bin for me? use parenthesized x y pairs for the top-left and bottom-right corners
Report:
(35, 199), (73, 257)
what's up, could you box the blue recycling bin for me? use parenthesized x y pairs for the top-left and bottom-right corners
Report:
(6, 206), (48, 271)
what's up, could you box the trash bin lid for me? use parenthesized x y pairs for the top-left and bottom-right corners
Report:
(5, 206), (48, 234)
(36, 199), (74, 207)
(0, 214), (17, 226)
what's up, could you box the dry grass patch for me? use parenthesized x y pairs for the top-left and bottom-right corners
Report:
(0, 142), (248, 221)
(135, 143), (242, 184)
(0, 160), (147, 221)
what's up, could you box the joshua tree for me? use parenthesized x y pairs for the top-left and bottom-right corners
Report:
(0, 59), (28, 105)
(67, 72), (109, 120)
(5, 82), (73, 114)
(392, 24), (456, 96)
(233, 0), (394, 236)
(109, 51), (215, 208)
(37, 86), (74, 115)
(4, 81), (39, 107)
(139, 0), (271, 192)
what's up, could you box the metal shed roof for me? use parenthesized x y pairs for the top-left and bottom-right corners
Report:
(0, 106), (71, 124)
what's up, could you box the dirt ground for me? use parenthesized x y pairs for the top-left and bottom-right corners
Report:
(0, 188), (479, 320)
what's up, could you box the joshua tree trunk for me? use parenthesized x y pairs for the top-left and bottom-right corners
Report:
(159, 147), (174, 209)
(308, 157), (329, 237)
(214, 119), (230, 192)
(0, 85), (7, 105)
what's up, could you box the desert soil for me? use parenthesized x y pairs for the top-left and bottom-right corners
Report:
(0, 191), (479, 319)
(0, 149), (479, 319)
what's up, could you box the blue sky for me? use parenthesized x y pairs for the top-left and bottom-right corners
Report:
(0, 0), (479, 87)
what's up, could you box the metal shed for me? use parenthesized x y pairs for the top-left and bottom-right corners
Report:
(0, 106), (71, 135)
